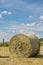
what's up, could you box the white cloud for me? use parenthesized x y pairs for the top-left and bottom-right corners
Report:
(0, 10), (12, 19)
(27, 31), (35, 34)
(1, 10), (12, 15)
(6, 21), (43, 33)
(1, 11), (8, 14)
(8, 12), (12, 14)
(6, 22), (36, 34)
(39, 15), (43, 20)
(4, 21), (43, 41)
(19, 30), (41, 38)
(20, 30), (36, 35)
(22, 22), (36, 27)
(29, 16), (33, 19)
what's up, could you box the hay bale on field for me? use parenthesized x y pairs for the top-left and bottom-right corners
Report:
(9, 34), (40, 58)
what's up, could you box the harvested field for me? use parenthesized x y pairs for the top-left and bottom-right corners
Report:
(0, 46), (43, 65)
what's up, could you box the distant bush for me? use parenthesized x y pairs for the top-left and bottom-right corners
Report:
(40, 38), (43, 41)
(0, 42), (10, 47)
(39, 38), (43, 46)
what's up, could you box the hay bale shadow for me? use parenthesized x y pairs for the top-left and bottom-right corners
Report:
(0, 55), (43, 58)
(35, 55), (43, 58)
(30, 55), (43, 58)
(0, 56), (9, 58)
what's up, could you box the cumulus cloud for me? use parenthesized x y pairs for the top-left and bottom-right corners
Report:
(0, 22), (42, 42)
(1, 11), (8, 14)
(22, 22), (36, 27)
(0, 10), (12, 19)
(1, 11), (12, 14)
(3, 20), (43, 41)
(7, 20), (43, 34)
(6, 22), (36, 34)
(6, 21), (43, 34)
(39, 15), (43, 20)
(1, 10), (12, 15)
(19, 30), (42, 38)
(19, 29), (35, 34)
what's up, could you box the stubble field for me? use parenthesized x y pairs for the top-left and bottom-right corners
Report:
(0, 46), (43, 65)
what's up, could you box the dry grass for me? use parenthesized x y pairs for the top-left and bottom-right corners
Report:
(0, 47), (10, 56)
(0, 46), (43, 65)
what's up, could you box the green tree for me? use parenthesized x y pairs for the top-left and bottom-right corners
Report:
(3, 38), (5, 46)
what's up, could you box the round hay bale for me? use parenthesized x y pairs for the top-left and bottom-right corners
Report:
(25, 33), (40, 56)
(9, 34), (33, 58)
(9, 34), (40, 58)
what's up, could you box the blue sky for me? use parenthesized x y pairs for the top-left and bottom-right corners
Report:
(0, 0), (43, 41)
